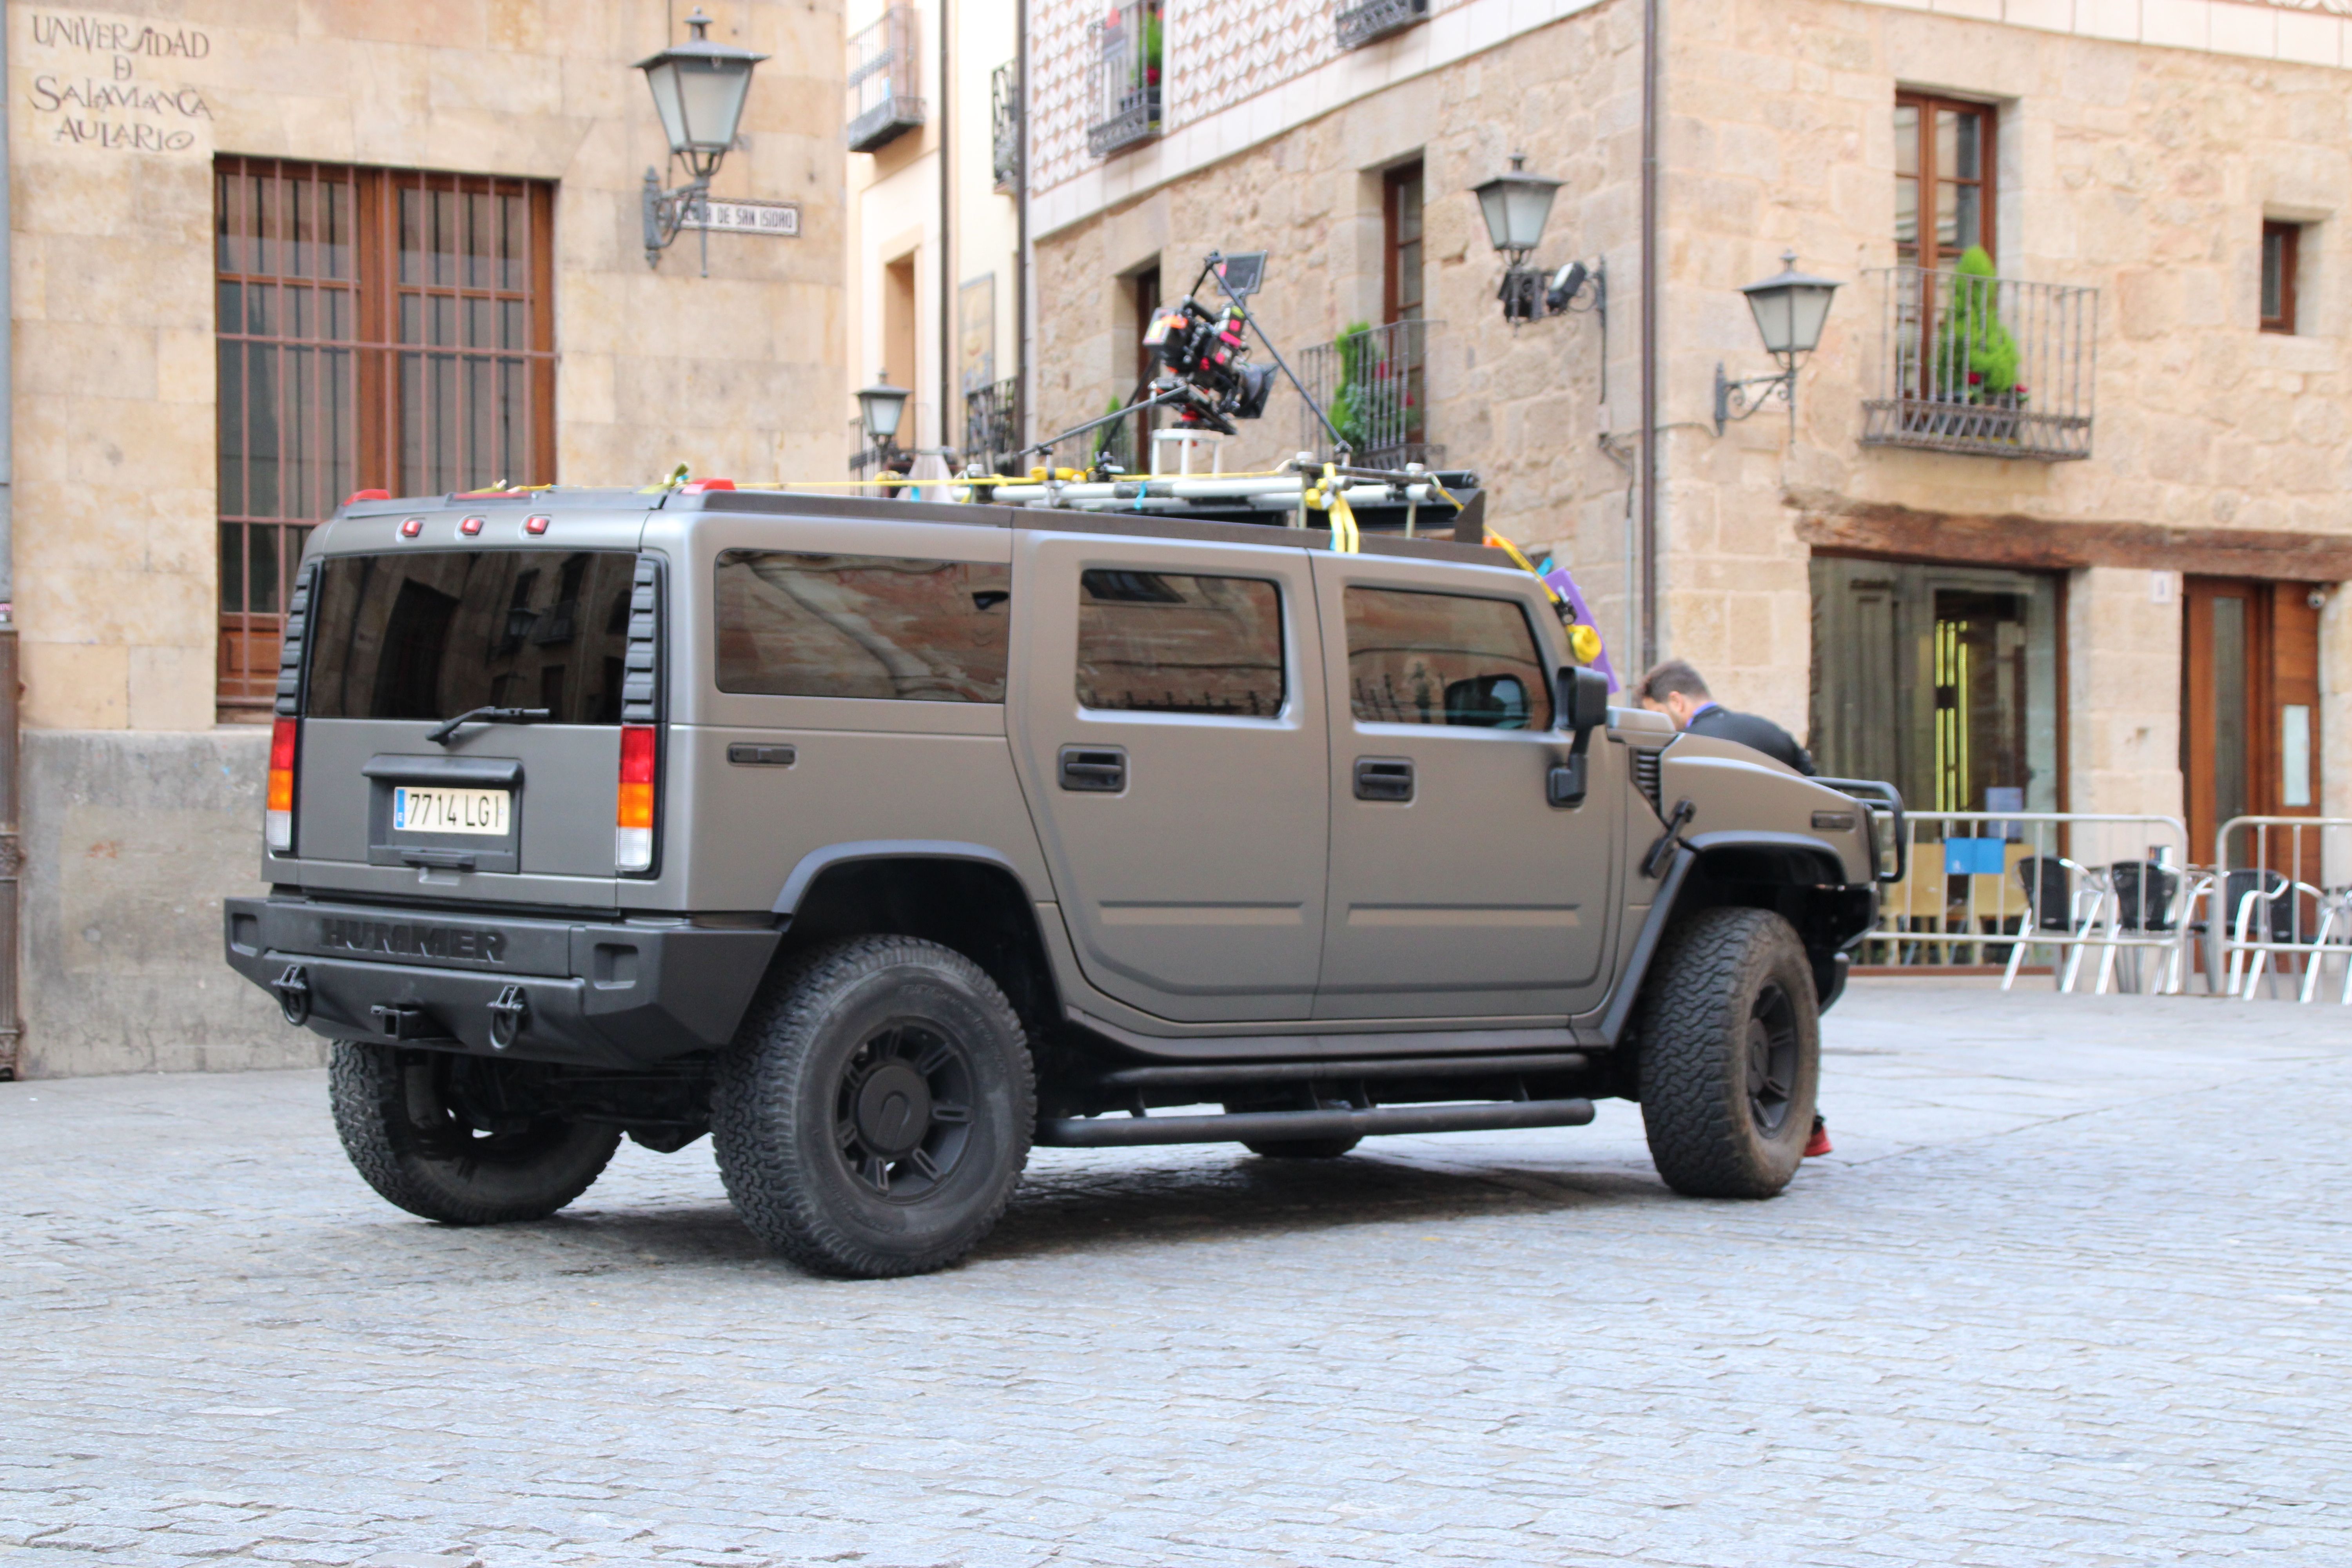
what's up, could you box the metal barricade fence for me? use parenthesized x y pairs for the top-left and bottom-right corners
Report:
(1861, 811), (2194, 993)
(2214, 816), (2352, 1003)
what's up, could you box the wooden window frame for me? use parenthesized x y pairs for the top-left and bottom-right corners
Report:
(1382, 160), (1424, 326)
(1895, 92), (1997, 267)
(2260, 220), (2300, 335)
(214, 158), (555, 717)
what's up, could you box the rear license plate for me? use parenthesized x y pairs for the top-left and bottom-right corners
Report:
(392, 785), (512, 836)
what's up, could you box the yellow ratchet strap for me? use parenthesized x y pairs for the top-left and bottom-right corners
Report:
(1484, 531), (1563, 605)
(1309, 463), (1360, 553)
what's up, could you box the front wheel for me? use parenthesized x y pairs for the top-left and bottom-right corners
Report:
(1633, 906), (1820, 1199)
(711, 937), (1035, 1279)
(328, 1043), (622, 1225)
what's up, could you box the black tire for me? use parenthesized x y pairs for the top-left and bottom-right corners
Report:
(1634, 906), (1820, 1199)
(328, 1042), (621, 1225)
(1241, 1136), (1363, 1160)
(710, 936), (1034, 1279)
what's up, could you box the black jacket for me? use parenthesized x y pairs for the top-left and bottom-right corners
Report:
(1686, 704), (1817, 775)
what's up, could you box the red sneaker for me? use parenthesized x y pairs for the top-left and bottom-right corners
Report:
(1804, 1116), (1833, 1158)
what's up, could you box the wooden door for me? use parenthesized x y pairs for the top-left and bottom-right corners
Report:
(2183, 577), (2321, 873)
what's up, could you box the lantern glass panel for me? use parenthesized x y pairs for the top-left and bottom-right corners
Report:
(860, 385), (909, 442)
(1745, 285), (1796, 355)
(1503, 181), (1557, 253)
(644, 60), (690, 154)
(1786, 282), (1837, 356)
(676, 56), (755, 152)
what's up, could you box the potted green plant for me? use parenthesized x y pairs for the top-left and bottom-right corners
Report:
(1327, 319), (1373, 455)
(1921, 246), (2027, 443)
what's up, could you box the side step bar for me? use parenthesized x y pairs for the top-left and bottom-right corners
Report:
(1094, 1051), (1588, 1089)
(1037, 1097), (1595, 1149)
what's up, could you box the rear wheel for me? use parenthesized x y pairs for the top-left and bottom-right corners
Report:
(328, 1042), (621, 1225)
(711, 937), (1034, 1279)
(1633, 906), (1820, 1199)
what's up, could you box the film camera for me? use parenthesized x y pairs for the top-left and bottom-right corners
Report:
(1141, 296), (1277, 435)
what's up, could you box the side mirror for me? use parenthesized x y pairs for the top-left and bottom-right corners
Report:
(1556, 666), (1610, 734)
(1546, 667), (1612, 808)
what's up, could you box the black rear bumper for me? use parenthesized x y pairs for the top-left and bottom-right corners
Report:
(224, 895), (779, 1068)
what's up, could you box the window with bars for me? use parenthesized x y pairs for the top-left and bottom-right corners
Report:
(214, 158), (555, 714)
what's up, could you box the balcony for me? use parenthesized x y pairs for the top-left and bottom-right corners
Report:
(1297, 318), (1445, 470)
(1860, 265), (2097, 461)
(1086, 0), (1162, 158)
(964, 377), (1022, 475)
(1336, 0), (1428, 49)
(991, 62), (1020, 192)
(846, 6), (925, 154)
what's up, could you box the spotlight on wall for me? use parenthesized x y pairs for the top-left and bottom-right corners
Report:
(637, 8), (768, 269)
(1713, 250), (1842, 439)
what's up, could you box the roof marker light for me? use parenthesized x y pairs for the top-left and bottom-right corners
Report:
(459, 515), (485, 536)
(680, 479), (737, 493)
(524, 515), (551, 535)
(399, 517), (424, 538)
(346, 489), (391, 505)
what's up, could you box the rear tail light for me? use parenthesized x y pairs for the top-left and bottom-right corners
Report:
(266, 717), (299, 853)
(616, 724), (656, 873)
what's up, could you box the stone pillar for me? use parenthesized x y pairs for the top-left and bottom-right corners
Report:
(2066, 567), (2185, 828)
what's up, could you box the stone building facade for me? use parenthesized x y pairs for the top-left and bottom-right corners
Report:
(7, 0), (845, 1076)
(1025, 0), (2352, 869)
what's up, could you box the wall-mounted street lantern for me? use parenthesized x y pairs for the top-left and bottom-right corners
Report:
(1714, 250), (1841, 437)
(858, 375), (912, 451)
(1470, 154), (1603, 329)
(638, 8), (768, 268)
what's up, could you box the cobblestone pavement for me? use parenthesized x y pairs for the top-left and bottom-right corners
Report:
(4, 982), (2350, 1568)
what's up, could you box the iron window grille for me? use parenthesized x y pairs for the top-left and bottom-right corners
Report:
(847, 6), (926, 154)
(991, 62), (1021, 191)
(965, 378), (1022, 475)
(1336, 0), (1429, 49)
(1086, 0), (1162, 158)
(214, 158), (555, 716)
(1297, 318), (1444, 470)
(1861, 266), (2096, 462)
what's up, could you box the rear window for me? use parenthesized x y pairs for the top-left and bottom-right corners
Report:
(715, 550), (1012, 702)
(1076, 569), (1285, 716)
(305, 551), (641, 722)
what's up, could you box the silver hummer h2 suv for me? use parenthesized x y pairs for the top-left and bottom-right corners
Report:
(223, 481), (1902, 1278)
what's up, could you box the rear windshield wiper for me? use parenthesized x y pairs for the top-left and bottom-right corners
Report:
(426, 706), (551, 746)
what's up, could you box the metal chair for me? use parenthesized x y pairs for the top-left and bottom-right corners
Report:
(2100, 860), (2185, 994)
(2002, 855), (2111, 992)
(2223, 869), (2302, 999)
(2294, 886), (2352, 1004)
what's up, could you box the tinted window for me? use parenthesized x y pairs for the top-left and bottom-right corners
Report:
(1077, 570), (1285, 716)
(306, 551), (640, 722)
(715, 550), (1011, 702)
(1343, 587), (1552, 729)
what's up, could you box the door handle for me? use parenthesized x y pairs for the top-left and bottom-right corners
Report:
(1059, 746), (1127, 793)
(1354, 757), (1415, 802)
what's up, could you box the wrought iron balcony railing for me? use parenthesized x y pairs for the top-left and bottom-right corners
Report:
(964, 378), (1022, 475)
(1297, 318), (1444, 470)
(1336, 0), (1429, 49)
(1861, 265), (2097, 461)
(846, 5), (926, 154)
(1086, 0), (1163, 158)
(991, 62), (1021, 191)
